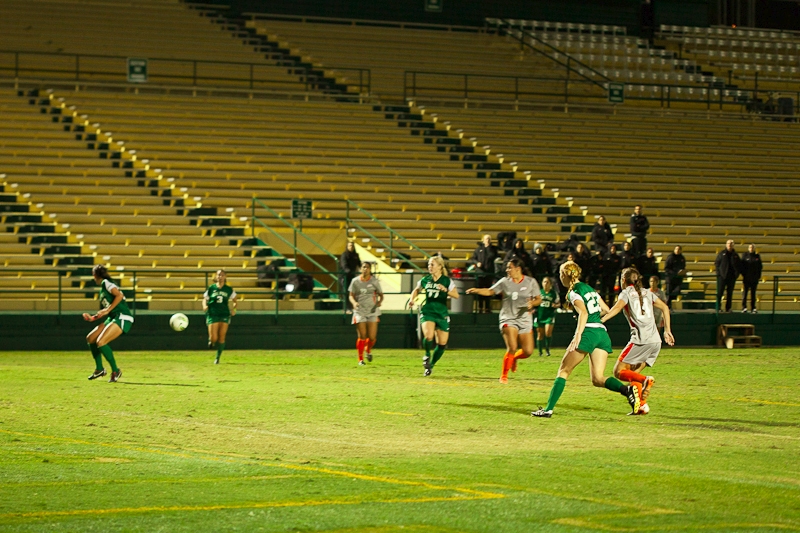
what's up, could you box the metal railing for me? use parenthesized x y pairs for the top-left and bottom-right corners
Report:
(345, 199), (430, 273)
(0, 50), (371, 95)
(251, 198), (339, 287)
(771, 276), (800, 317)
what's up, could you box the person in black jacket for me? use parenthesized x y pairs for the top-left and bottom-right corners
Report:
(574, 242), (591, 282)
(619, 241), (636, 290)
(587, 249), (605, 291)
(470, 234), (499, 313)
(715, 240), (741, 312)
(591, 215), (614, 254)
(740, 243), (763, 313)
(664, 245), (686, 308)
(531, 245), (553, 287)
(629, 205), (650, 257)
(636, 247), (659, 288)
(504, 239), (534, 275)
(602, 244), (621, 303)
(339, 241), (362, 311)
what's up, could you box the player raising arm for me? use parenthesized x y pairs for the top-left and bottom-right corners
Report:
(466, 258), (541, 383)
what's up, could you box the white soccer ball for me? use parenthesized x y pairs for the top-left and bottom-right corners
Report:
(169, 313), (189, 332)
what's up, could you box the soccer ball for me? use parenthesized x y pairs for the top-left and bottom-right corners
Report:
(169, 313), (189, 332)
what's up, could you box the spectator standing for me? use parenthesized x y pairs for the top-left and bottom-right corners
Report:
(714, 240), (741, 312)
(504, 239), (534, 275)
(619, 241), (636, 291)
(531, 245), (553, 287)
(591, 215), (614, 254)
(664, 245), (686, 308)
(602, 244), (622, 303)
(629, 205), (650, 257)
(636, 248), (659, 288)
(339, 241), (362, 311)
(740, 243), (763, 313)
(470, 234), (499, 313)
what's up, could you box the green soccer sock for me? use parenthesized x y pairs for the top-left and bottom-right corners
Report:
(88, 344), (103, 371)
(545, 337), (551, 351)
(99, 345), (119, 373)
(423, 338), (434, 358)
(216, 342), (225, 360)
(431, 344), (446, 367)
(545, 377), (567, 411)
(604, 376), (625, 393)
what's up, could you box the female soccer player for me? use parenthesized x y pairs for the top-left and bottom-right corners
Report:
(349, 262), (384, 366)
(532, 261), (641, 418)
(602, 268), (675, 415)
(536, 277), (560, 357)
(203, 269), (237, 364)
(466, 258), (541, 383)
(84, 265), (133, 383)
(408, 255), (459, 376)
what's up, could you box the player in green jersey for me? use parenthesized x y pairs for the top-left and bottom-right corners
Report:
(84, 265), (133, 383)
(203, 270), (237, 364)
(536, 277), (560, 357)
(532, 261), (641, 417)
(408, 255), (459, 376)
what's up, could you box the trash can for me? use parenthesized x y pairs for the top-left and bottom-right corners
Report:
(449, 268), (475, 313)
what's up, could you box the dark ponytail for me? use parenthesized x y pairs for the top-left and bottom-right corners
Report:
(92, 264), (112, 282)
(621, 267), (646, 315)
(507, 257), (531, 277)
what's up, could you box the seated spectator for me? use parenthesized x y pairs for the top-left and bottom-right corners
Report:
(591, 215), (613, 253)
(574, 242), (591, 281)
(602, 244), (621, 303)
(531, 245), (553, 286)
(636, 247), (659, 288)
(504, 239), (534, 275)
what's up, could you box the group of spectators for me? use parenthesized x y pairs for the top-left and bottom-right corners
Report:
(340, 203), (765, 314)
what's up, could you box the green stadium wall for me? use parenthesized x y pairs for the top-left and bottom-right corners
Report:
(2, 312), (799, 351)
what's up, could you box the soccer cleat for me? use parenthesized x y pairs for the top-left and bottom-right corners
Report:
(424, 367), (432, 376)
(641, 376), (655, 402)
(752, 308), (758, 314)
(531, 407), (553, 418)
(546, 349), (551, 357)
(741, 308), (749, 313)
(108, 370), (122, 383)
(208, 339), (213, 349)
(499, 376), (508, 384)
(627, 382), (642, 414)
(88, 369), (106, 380)
(358, 360), (366, 366)
(366, 352), (373, 363)
(214, 357), (220, 365)
(539, 351), (543, 357)
(422, 355), (430, 369)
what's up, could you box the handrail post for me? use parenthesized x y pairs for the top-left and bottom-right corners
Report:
(772, 276), (778, 318)
(564, 57), (571, 105)
(132, 270), (137, 318)
(413, 71), (416, 98)
(58, 271), (62, 319)
(251, 198), (255, 238)
(403, 71), (407, 101)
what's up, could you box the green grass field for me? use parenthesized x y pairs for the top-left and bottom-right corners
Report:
(1, 347), (798, 532)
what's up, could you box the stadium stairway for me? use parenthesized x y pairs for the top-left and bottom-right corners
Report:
(0, 88), (326, 311)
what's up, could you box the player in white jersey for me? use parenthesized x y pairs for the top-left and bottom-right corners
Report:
(348, 262), (383, 366)
(467, 258), (541, 383)
(602, 267), (674, 414)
